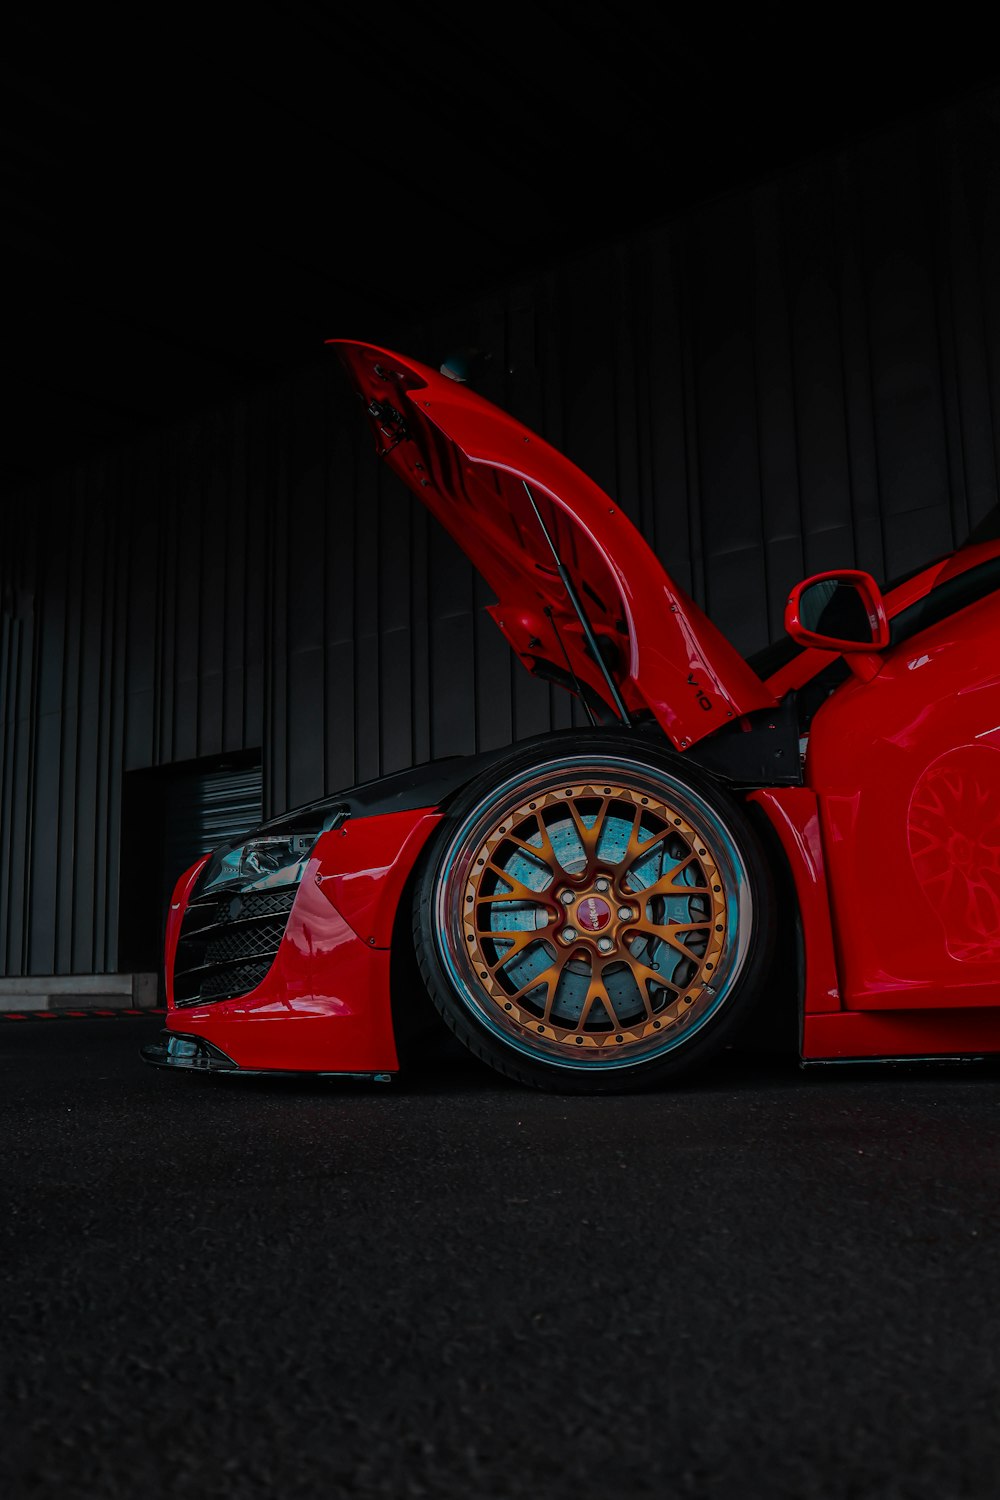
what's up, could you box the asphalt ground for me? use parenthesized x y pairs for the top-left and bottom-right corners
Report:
(3, 1018), (1000, 1500)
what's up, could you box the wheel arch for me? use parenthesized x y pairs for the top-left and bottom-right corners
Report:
(735, 793), (804, 1059)
(389, 852), (450, 1066)
(388, 729), (806, 1075)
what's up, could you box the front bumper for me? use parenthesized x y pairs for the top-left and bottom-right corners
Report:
(141, 1029), (393, 1082)
(158, 807), (444, 1076)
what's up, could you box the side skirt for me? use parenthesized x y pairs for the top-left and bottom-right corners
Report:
(802, 1008), (1000, 1062)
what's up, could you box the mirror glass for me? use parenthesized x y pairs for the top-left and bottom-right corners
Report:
(798, 579), (874, 643)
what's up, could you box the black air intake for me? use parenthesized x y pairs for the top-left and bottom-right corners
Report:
(172, 885), (298, 1006)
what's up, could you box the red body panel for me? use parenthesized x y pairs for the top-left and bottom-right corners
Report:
(164, 808), (441, 1073)
(332, 340), (775, 749)
(807, 590), (1000, 1013)
(750, 783), (1000, 1062)
(164, 855), (210, 1003)
(313, 810), (442, 947)
(803, 1009), (1000, 1061)
(747, 789), (841, 1016)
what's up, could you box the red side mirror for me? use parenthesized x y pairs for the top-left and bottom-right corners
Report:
(785, 569), (890, 654)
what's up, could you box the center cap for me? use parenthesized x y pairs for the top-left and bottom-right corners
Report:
(577, 895), (612, 933)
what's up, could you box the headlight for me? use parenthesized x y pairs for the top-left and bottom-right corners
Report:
(197, 807), (347, 896)
(202, 833), (318, 894)
(238, 833), (317, 879)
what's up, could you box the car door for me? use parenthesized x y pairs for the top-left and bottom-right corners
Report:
(806, 583), (1000, 1010)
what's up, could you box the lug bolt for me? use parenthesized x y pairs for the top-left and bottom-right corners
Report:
(560, 890), (575, 905)
(561, 927), (578, 942)
(617, 906), (631, 921)
(595, 878), (610, 893)
(597, 937), (614, 953)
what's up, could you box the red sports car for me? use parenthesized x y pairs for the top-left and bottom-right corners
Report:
(142, 341), (1000, 1092)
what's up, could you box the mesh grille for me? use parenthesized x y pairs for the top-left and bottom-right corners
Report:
(173, 884), (298, 1006)
(183, 886), (297, 934)
(194, 961), (275, 1003)
(203, 919), (289, 966)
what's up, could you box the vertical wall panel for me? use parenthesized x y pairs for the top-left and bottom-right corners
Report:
(636, 227), (699, 598)
(750, 183), (804, 639)
(691, 193), (770, 654)
(2, 91), (1000, 975)
(283, 370), (330, 809)
(950, 97), (1000, 518)
(323, 387), (361, 793)
(859, 126), (956, 575)
(781, 166), (856, 574)
(832, 154), (887, 583)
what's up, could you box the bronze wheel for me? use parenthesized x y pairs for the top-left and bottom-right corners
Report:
(414, 734), (775, 1092)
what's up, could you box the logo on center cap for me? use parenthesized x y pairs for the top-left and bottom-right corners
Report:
(578, 896), (612, 932)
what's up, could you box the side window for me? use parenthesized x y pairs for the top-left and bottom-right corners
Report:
(747, 557), (948, 687)
(751, 552), (1000, 730)
(796, 558), (1000, 728)
(887, 556), (1000, 650)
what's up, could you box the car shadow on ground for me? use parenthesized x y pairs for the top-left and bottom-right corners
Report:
(139, 1032), (1000, 1101)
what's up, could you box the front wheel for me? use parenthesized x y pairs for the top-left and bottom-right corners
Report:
(412, 733), (777, 1093)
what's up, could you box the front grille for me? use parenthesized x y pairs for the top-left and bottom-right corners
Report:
(194, 961), (275, 1002)
(202, 917), (290, 967)
(173, 884), (298, 1006)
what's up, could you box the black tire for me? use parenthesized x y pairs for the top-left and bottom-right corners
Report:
(412, 731), (777, 1093)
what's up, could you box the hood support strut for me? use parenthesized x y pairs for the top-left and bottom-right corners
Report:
(522, 481), (632, 727)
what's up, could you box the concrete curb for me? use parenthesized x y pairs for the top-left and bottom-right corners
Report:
(0, 973), (161, 1014)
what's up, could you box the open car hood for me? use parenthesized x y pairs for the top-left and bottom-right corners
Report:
(332, 341), (775, 750)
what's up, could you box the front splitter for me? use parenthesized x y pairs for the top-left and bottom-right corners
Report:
(140, 1029), (394, 1083)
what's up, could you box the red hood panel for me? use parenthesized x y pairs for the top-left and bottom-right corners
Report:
(332, 340), (774, 748)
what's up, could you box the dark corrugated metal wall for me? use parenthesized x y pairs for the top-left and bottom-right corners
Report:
(2, 95), (1000, 976)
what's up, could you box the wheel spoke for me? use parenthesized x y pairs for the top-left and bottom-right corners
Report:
(564, 795), (609, 863)
(633, 919), (710, 964)
(576, 970), (612, 1031)
(505, 814), (560, 874)
(503, 832), (556, 875)
(627, 955), (681, 1000)
(488, 928), (548, 962)
(590, 952), (656, 1024)
(634, 855), (710, 899)
(621, 807), (673, 868)
(480, 866), (551, 905)
(539, 969), (564, 1024)
(508, 963), (562, 1015)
